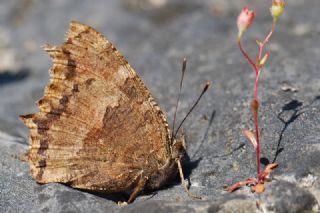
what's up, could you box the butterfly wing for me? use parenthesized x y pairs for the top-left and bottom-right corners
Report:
(20, 21), (172, 192)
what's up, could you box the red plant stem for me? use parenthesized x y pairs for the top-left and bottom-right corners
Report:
(237, 38), (256, 71)
(258, 21), (276, 61)
(237, 21), (276, 181)
(253, 99), (260, 178)
(253, 69), (261, 178)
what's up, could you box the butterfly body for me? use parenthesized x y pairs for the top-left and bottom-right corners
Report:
(20, 21), (188, 203)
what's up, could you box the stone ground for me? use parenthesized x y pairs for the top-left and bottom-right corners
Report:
(0, 0), (320, 212)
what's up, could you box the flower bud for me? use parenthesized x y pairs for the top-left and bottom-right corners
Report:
(270, 0), (285, 20)
(237, 7), (256, 38)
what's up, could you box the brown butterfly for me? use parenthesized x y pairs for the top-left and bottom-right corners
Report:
(20, 21), (208, 203)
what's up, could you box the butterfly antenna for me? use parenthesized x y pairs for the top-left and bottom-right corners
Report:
(174, 81), (210, 137)
(171, 57), (187, 141)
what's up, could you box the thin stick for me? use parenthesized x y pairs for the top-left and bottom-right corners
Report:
(171, 58), (187, 140)
(174, 82), (210, 137)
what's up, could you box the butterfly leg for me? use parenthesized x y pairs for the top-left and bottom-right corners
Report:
(127, 175), (148, 203)
(176, 158), (204, 200)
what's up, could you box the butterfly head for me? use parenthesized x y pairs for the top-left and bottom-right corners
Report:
(171, 134), (186, 160)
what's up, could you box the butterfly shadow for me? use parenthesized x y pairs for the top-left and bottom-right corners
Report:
(183, 108), (216, 187)
(187, 108), (245, 159)
(75, 188), (130, 203)
(0, 69), (30, 86)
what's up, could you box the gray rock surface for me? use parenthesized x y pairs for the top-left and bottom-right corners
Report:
(1, 0), (320, 212)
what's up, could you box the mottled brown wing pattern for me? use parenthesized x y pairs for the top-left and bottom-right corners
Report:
(20, 21), (171, 192)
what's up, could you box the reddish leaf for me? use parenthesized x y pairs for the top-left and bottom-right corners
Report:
(251, 183), (265, 193)
(225, 178), (256, 192)
(265, 163), (278, 172)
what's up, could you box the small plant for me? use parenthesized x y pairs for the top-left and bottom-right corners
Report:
(225, 0), (285, 193)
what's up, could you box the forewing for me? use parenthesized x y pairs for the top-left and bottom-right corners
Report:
(20, 21), (171, 192)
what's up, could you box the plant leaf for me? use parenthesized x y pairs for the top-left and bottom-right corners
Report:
(243, 129), (257, 149)
(224, 178), (256, 192)
(265, 163), (278, 172)
(258, 52), (269, 67)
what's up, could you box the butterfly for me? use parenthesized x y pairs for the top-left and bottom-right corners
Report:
(20, 21), (207, 203)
